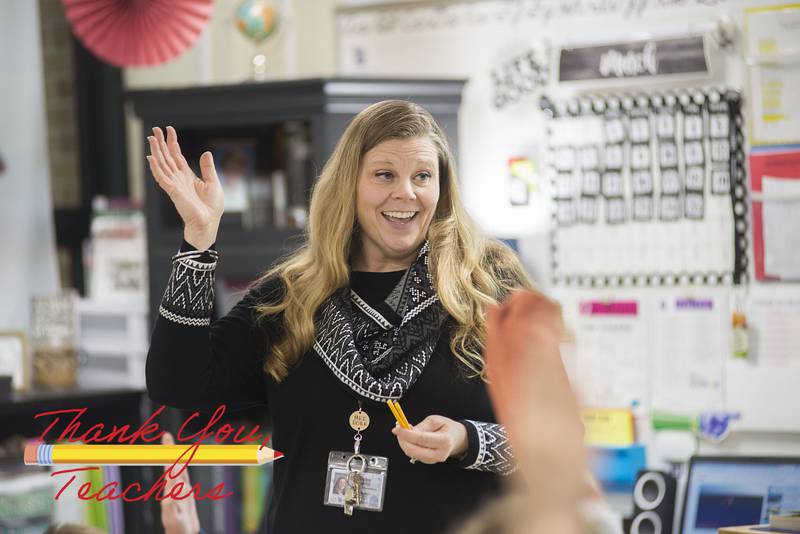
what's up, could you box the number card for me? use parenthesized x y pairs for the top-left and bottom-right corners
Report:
(579, 196), (598, 224)
(685, 192), (705, 219)
(556, 171), (576, 199)
(556, 199), (577, 226)
(656, 112), (675, 139)
(630, 144), (651, 169)
(602, 171), (624, 197)
(661, 168), (682, 195)
(604, 117), (626, 144)
(684, 141), (705, 166)
(582, 170), (601, 196)
(709, 113), (729, 138)
(605, 144), (624, 169)
(684, 113), (704, 140)
(631, 170), (654, 196)
(711, 169), (731, 195)
(710, 139), (730, 163)
(659, 143), (678, 167)
(685, 166), (705, 192)
(630, 117), (651, 143)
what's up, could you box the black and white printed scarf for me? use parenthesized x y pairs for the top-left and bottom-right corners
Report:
(313, 242), (448, 402)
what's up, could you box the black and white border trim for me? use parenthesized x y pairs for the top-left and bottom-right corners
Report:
(463, 420), (518, 476)
(350, 291), (393, 330)
(158, 249), (217, 327)
(313, 340), (406, 402)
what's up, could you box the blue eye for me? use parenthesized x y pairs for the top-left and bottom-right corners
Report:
(376, 172), (393, 180)
(416, 173), (431, 182)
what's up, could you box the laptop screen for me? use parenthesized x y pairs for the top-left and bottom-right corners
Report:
(681, 457), (800, 534)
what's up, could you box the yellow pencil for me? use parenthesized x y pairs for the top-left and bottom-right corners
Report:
(387, 400), (406, 428)
(387, 400), (412, 429)
(393, 400), (412, 429)
(24, 443), (283, 466)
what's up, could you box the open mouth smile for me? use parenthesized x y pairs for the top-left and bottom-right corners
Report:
(381, 211), (418, 226)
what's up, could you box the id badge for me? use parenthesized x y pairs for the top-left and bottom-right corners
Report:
(323, 450), (388, 512)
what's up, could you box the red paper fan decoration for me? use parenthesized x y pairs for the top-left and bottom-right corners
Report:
(62, 0), (213, 67)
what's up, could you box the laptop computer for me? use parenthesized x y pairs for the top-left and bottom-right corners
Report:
(680, 456), (800, 534)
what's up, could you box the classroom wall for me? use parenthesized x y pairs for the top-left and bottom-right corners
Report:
(336, 0), (763, 274)
(0, 0), (60, 331)
(333, 0), (800, 499)
(116, 0), (799, 458)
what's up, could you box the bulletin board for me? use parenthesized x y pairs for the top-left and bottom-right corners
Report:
(555, 287), (731, 416)
(336, 0), (800, 434)
(556, 284), (800, 433)
(543, 89), (749, 288)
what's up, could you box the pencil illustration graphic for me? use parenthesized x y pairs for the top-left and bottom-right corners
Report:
(24, 443), (283, 466)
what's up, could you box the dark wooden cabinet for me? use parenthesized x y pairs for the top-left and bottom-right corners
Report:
(128, 78), (465, 324)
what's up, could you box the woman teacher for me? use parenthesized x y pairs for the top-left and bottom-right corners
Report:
(146, 100), (533, 533)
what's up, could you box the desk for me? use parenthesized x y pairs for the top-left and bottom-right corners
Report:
(719, 526), (799, 533)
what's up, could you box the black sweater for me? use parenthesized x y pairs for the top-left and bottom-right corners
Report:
(147, 252), (514, 534)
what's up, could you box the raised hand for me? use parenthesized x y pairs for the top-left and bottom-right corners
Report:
(485, 290), (576, 431)
(147, 126), (224, 250)
(484, 290), (585, 522)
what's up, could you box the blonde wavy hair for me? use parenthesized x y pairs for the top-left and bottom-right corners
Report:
(256, 100), (533, 382)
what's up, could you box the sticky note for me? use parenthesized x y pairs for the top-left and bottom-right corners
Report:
(582, 408), (635, 446)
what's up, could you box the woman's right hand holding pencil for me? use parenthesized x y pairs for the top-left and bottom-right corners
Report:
(147, 126), (224, 250)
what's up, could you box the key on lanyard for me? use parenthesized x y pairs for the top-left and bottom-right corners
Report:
(343, 453), (365, 515)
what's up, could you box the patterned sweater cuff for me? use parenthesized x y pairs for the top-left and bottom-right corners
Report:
(158, 245), (219, 326)
(456, 420), (518, 476)
(179, 239), (217, 262)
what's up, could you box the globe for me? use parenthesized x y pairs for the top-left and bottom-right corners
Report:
(235, 0), (279, 44)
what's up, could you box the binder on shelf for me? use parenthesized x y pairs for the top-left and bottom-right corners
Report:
(0, 469), (53, 532)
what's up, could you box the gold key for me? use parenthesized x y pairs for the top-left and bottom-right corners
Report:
(351, 472), (363, 505)
(344, 471), (363, 515)
(343, 454), (366, 515)
(344, 481), (355, 516)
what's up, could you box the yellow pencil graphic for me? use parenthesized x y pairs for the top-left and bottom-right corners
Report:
(24, 443), (283, 466)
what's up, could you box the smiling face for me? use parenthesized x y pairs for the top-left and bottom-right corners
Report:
(352, 137), (440, 271)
